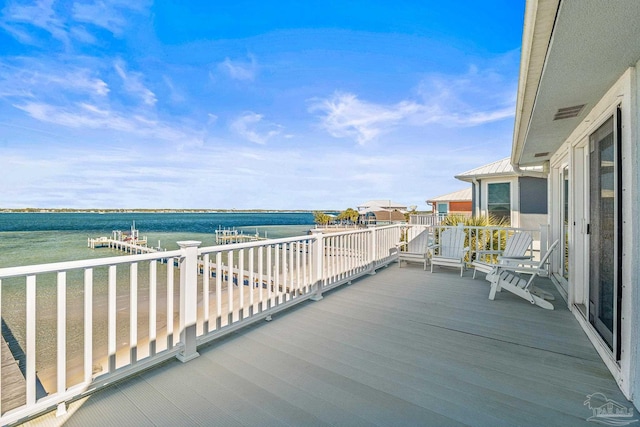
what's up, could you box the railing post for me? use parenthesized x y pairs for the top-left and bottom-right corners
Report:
(368, 227), (377, 275)
(177, 240), (201, 363)
(311, 233), (324, 301)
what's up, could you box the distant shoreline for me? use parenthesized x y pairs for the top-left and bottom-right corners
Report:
(0, 209), (330, 214)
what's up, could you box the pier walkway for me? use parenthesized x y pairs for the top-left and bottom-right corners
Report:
(24, 265), (629, 427)
(1, 336), (25, 414)
(87, 238), (156, 254)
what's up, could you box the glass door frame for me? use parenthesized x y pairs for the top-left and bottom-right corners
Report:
(587, 107), (622, 359)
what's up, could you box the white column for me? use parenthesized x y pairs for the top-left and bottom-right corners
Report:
(177, 240), (201, 363)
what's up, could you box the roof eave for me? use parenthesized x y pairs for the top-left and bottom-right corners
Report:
(454, 172), (518, 183)
(511, 0), (561, 167)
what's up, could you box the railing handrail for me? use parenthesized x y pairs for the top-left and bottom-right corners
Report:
(198, 234), (316, 254)
(0, 249), (183, 279)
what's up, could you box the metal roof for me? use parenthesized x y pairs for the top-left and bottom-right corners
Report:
(426, 187), (472, 203)
(455, 158), (543, 182)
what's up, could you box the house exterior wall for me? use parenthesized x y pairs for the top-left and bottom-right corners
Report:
(449, 201), (472, 213)
(547, 67), (639, 404)
(471, 182), (478, 216)
(519, 177), (547, 214)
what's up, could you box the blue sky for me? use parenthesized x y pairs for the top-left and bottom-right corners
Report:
(0, 0), (525, 210)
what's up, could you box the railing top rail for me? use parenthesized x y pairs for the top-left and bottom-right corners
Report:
(198, 234), (317, 255)
(316, 228), (376, 238)
(431, 225), (540, 233)
(371, 224), (403, 231)
(0, 249), (183, 279)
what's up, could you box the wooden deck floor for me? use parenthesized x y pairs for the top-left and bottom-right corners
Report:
(23, 264), (631, 426)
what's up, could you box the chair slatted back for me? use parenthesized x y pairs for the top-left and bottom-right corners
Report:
(503, 232), (533, 258)
(407, 230), (431, 253)
(440, 228), (466, 258)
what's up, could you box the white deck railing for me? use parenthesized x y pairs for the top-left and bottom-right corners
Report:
(409, 213), (473, 226)
(0, 225), (401, 425)
(0, 222), (548, 424)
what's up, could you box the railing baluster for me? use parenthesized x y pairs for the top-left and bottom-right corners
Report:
(227, 250), (233, 324)
(203, 254), (209, 334)
(248, 247), (254, 314)
(108, 265), (117, 372)
(84, 269), (93, 384)
(57, 272), (67, 400)
(275, 244), (280, 305)
(215, 252), (222, 329)
(328, 236), (334, 283)
(238, 248), (244, 319)
(287, 243), (292, 300)
(26, 275), (36, 406)
(267, 245), (272, 307)
(130, 262), (138, 364)
(302, 242), (308, 292)
(258, 247), (264, 308)
(149, 260), (157, 357)
(167, 258), (174, 349)
(295, 242), (301, 295)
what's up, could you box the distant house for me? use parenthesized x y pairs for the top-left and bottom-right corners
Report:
(454, 157), (547, 229)
(426, 188), (472, 217)
(357, 199), (408, 225)
(357, 200), (407, 212)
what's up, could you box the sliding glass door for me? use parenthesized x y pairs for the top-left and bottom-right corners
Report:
(588, 112), (621, 355)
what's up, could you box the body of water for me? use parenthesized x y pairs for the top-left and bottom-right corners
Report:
(0, 212), (317, 399)
(0, 212), (315, 268)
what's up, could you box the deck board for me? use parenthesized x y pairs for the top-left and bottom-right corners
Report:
(1, 336), (26, 413)
(24, 264), (633, 426)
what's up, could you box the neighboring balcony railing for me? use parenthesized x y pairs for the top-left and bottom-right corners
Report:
(400, 223), (550, 265)
(0, 225), (401, 425)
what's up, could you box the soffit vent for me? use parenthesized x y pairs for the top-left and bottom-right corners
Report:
(553, 104), (585, 120)
(534, 152), (549, 158)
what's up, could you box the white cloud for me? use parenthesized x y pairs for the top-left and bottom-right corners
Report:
(218, 55), (257, 81)
(114, 59), (156, 106)
(230, 111), (282, 144)
(72, 1), (127, 36)
(14, 101), (202, 146)
(0, 0), (150, 47)
(0, 60), (109, 99)
(309, 92), (421, 145)
(310, 65), (517, 145)
(0, 0), (69, 45)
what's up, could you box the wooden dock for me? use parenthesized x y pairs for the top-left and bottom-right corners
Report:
(1, 335), (26, 413)
(88, 222), (157, 254)
(88, 237), (157, 254)
(215, 228), (267, 245)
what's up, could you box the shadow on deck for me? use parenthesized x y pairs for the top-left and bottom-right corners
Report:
(24, 263), (631, 426)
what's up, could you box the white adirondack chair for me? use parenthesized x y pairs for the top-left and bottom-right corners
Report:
(488, 239), (560, 310)
(472, 231), (533, 279)
(397, 229), (432, 270)
(429, 227), (469, 277)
